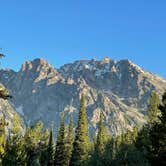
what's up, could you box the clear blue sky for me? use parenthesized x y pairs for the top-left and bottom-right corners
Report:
(0, 0), (165, 78)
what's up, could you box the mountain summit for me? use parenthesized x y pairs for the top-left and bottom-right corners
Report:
(0, 58), (165, 135)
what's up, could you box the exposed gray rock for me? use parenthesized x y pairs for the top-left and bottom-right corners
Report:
(0, 57), (165, 136)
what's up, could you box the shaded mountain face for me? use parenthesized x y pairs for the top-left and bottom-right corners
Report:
(0, 57), (166, 136)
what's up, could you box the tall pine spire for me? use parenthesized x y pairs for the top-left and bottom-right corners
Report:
(47, 127), (54, 166)
(96, 112), (107, 155)
(65, 116), (74, 166)
(54, 113), (66, 166)
(70, 94), (90, 166)
(92, 111), (108, 166)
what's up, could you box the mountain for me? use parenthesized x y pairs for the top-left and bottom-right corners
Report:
(0, 57), (165, 136)
(0, 83), (23, 131)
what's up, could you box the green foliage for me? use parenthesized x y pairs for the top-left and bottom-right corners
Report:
(23, 121), (49, 166)
(2, 114), (26, 166)
(65, 117), (74, 166)
(114, 127), (150, 166)
(147, 92), (166, 166)
(70, 94), (90, 166)
(147, 92), (160, 125)
(47, 129), (54, 166)
(0, 116), (7, 164)
(54, 113), (67, 166)
(102, 139), (114, 166)
(96, 112), (108, 154)
(91, 112), (109, 166)
(135, 125), (150, 155)
(134, 92), (166, 166)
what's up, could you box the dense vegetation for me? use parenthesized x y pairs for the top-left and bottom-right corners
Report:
(0, 91), (165, 166)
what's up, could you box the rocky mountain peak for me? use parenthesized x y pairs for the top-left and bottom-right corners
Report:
(20, 58), (52, 72)
(118, 59), (145, 72)
(101, 57), (111, 64)
(0, 57), (166, 136)
(1, 58), (63, 97)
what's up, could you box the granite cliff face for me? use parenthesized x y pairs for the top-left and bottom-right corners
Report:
(0, 57), (165, 135)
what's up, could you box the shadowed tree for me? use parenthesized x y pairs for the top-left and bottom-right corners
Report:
(147, 92), (160, 125)
(92, 112), (108, 166)
(147, 92), (166, 166)
(54, 113), (66, 166)
(47, 126), (54, 166)
(65, 116), (74, 166)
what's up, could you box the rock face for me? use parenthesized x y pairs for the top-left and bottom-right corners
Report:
(0, 57), (166, 136)
(0, 83), (23, 132)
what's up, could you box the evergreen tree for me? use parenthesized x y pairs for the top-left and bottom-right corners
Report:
(103, 138), (114, 166)
(24, 121), (49, 166)
(47, 128), (54, 166)
(147, 92), (166, 166)
(147, 92), (160, 125)
(54, 113), (66, 166)
(96, 112), (107, 154)
(2, 114), (26, 166)
(39, 128), (50, 166)
(93, 134), (97, 151)
(115, 128), (149, 166)
(135, 125), (150, 161)
(65, 117), (74, 166)
(135, 92), (161, 165)
(70, 94), (90, 166)
(92, 112), (108, 166)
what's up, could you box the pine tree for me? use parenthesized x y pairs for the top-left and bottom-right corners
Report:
(115, 128), (149, 166)
(96, 112), (107, 154)
(24, 121), (49, 166)
(135, 93), (160, 153)
(40, 128), (50, 166)
(47, 129), (54, 166)
(65, 117), (74, 166)
(54, 113), (66, 166)
(103, 138), (114, 166)
(2, 114), (26, 166)
(93, 134), (97, 151)
(147, 92), (166, 166)
(147, 92), (160, 125)
(93, 112), (108, 166)
(70, 94), (90, 166)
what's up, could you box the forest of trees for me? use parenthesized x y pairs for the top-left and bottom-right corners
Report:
(0, 91), (166, 166)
